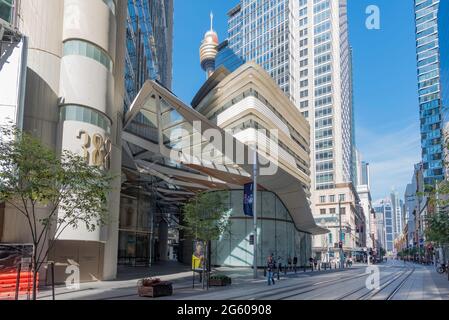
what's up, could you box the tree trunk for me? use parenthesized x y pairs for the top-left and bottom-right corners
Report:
(32, 245), (38, 300)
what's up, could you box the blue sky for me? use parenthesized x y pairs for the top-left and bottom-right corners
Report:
(172, 0), (421, 201)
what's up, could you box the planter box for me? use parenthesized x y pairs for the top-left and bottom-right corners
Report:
(209, 278), (231, 287)
(137, 280), (173, 298)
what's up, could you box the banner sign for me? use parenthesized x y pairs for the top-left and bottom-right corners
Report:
(243, 183), (254, 217)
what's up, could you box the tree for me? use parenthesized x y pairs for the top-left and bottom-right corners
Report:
(425, 212), (449, 245)
(182, 191), (231, 282)
(0, 125), (114, 300)
(182, 191), (231, 243)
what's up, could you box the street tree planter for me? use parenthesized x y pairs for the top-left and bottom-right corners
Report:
(209, 275), (232, 287)
(137, 278), (173, 298)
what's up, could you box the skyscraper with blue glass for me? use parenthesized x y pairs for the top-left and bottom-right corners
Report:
(438, 0), (449, 176)
(415, 0), (445, 184)
(125, 0), (173, 109)
(217, 0), (361, 258)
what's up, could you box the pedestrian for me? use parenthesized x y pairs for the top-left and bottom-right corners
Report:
(267, 255), (276, 286)
(309, 257), (314, 270)
(313, 258), (318, 271)
(293, 256), (298, 273)
(288, 256), (292, 272)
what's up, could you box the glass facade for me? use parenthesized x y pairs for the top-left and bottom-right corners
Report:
(63, 40), (113, 71)
(0, 0), (14, 24)
(211, 190), (312, 267)
(125, 0), (173, 109)
(222, 1), (296, 100)
(119, 1), (175, 266)
(216, 40), (244, 72)
(415, 0), (445, 184)
(438, 0), (449, 178)
(220, 0), (355, 193)
(60, 105), (112, 134)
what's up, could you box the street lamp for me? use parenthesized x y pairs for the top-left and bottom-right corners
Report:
(338, 198), (344, 269)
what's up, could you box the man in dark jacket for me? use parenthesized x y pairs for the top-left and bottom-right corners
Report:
(267, 255), (276, 286)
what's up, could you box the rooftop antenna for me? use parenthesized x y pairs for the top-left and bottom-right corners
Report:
(210, 11), (214, 31)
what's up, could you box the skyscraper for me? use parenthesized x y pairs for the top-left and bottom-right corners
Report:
(125, 0), (173, 108)
(390, 191), (403, 240)
(219, 0), (357, 257)
(222, 1), (298, 102)
(374, 199), (394, 254)
(438, 0), (449, 175)
(415, 0), (445, 184)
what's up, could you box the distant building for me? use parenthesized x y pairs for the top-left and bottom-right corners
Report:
(374, 199), (394, 254)
(355, 150), (373, 249)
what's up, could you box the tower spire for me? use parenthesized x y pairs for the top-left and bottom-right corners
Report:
(210, 11), (214, 31)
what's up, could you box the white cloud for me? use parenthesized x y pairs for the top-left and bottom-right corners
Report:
(356, 117), (421, 200)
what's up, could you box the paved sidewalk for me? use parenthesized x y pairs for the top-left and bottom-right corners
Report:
(392, 262), (449, 300)
(35, 261), (359, 300)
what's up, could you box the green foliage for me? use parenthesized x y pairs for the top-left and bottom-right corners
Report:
(182, 191), (231, 242)
(0, 124), (114, 272)
(425, 212), (449, 245)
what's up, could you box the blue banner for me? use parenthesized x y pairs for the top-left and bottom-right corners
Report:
(243, 183), (254, 217)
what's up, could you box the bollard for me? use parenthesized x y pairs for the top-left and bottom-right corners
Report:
(51, 262), (55, 300)
(15, 263), (21, 301)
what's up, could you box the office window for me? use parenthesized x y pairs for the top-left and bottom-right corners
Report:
(320, 209), (326, 215)
(329, 195), (335, 203)
(0, 0), (14, 24)
(339, 194), (345, 202)
(330, 208), (336, 214)
(320, 196), (326, 203)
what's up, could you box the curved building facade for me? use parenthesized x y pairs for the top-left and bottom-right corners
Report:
(2, 0), (127, 282)
(211, 190), (312, 267)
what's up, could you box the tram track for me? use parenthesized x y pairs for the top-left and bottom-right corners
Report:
(343, 265), (416, 300)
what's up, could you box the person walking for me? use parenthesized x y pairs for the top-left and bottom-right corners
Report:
(293, 256), (298, 273)
(267, 255), (276, 286)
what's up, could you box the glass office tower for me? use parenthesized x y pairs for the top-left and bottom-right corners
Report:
(119, 0), (174, 266)
(220, 0), (355, 191)
(415, 0), (445, 184)
(438, 0), (449, 178)
(223, 1), (298, 102)
(125, 0), (173, 109)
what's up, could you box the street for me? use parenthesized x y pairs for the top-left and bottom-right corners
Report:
(34, 260), (449, 300)
(165, 260), (449, 301)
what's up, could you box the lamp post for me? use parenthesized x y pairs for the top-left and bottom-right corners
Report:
(338, 198), (344, 269)
(253, 146), (258, 279)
